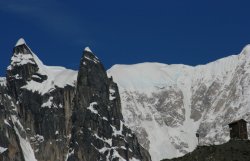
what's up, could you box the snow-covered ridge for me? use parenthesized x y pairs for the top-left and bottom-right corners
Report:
(107, 53), (239, 92)
(22, 64), (78, 95)
(24, 52), (78, 94)
(107, 45), (250, 161)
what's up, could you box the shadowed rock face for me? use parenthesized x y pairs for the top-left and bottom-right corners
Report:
(0, 40), (151, 161)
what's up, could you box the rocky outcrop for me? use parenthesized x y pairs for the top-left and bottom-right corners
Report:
(0, 39), (151, 161)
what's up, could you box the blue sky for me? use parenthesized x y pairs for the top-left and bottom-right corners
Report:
(1, 0), (250, 76)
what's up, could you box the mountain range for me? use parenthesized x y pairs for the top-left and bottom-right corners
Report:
(1, 38), (250, 161)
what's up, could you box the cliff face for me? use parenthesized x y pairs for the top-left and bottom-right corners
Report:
(68, 48), (150, 161)
(161, 140), (250, 161)
(0, 39), (151, 161)
(0, 78), (24, 161)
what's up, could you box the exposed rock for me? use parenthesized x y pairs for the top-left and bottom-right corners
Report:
(68, 48), (151, 161)
(0, 39), (151, 161)
(0, 79), (23, 161)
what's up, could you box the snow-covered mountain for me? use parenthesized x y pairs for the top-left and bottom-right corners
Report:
(108, 45), (250, 161)
(0, 38), (151, 161)
(2, 38), (250, 161)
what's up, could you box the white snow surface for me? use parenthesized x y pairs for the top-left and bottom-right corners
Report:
(108, 54), (238, 93)
(10, 41), (78, 94)
(15, 38), (26, 46)
(108, 45), (250, 161)
(23, 54), (77, 94)
(84, 46), (92, 53)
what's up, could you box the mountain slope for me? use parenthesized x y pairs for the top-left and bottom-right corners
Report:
(0, 38), (151, 161)
(108, 45), (250, 161)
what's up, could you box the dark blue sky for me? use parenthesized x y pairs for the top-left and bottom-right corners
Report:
(1, 0), (250, 76)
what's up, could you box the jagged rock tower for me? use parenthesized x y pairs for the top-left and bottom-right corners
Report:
(0, 38), (151, 161)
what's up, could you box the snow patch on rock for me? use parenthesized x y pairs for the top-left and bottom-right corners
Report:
(0, 77), (6, 86)
(0, 147), (7, 154)
(21, 50), (78, 94)
(87, 102), (98, 114)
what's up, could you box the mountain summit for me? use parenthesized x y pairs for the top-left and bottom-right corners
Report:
(84, 46), (93, 53)
(15, 38), (26, 47)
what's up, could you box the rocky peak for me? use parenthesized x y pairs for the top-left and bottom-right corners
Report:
(6, 38), (42, 98)
(82, 46), (101, 66)
(77, 47), (109, 105)
(15, 38), (26, 47)
(8, 38), (37, 70)
(68, 47), (151, 161)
